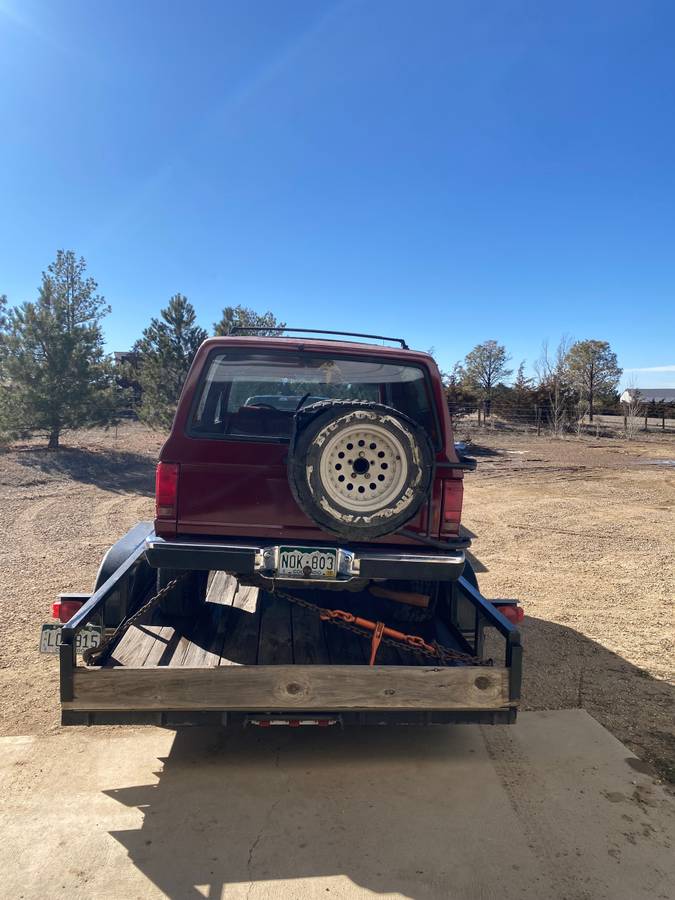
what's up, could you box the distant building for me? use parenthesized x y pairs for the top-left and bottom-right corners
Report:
(620, 388), (675, 404)
(114, 351), (138, 366)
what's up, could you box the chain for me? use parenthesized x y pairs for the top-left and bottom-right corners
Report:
(82, 574), (490, 668)
(272, 586), (491, 667)
(82, 574), (187, 665)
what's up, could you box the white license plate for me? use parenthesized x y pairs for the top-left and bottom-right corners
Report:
(39, 623), (103, 654)
(278, 546), (337, 579)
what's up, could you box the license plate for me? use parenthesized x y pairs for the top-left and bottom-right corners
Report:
(278, 546), (337, 579)
(39, 623), (103, 654)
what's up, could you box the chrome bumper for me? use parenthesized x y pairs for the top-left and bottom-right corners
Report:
(145, 536), (465, 583)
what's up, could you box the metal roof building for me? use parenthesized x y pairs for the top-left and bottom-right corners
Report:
(620, 388), (675, 403)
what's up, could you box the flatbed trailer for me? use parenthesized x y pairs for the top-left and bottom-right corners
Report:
(58, 524), (522, 728)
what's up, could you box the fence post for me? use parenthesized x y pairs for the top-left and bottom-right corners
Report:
(662, 401), (666, 432)
(477, 403), (482, 427)
(644, 411), (648, 432)
(535, 404), (541, 436)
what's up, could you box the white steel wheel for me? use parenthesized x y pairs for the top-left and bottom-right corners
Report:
(288, 401), (435, 540)
(317, 423), (408, 513)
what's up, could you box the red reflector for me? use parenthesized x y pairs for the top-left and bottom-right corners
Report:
(156, 462), (179, 519)
(441, 479), (463, 534)
(52, 599), (84, 623)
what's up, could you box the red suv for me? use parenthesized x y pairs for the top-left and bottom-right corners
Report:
(146, 330), (473, 608)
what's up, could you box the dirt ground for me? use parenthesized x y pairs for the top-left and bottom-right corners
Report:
(0, 422), (673, 781)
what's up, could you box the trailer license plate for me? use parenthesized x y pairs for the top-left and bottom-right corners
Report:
(39, 623), (103, 654)
(278, 547), (337, 579)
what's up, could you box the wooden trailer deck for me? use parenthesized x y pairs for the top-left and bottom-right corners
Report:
(60, 555), (519, 721)
(107, 573), (440, 669)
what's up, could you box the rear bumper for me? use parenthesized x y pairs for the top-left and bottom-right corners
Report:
(144, 535), (466, 582)
(63, 709), (517, 727)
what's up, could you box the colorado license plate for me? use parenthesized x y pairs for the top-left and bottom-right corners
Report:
(278, 546), (337, 579)
(39, 623), (103, 654)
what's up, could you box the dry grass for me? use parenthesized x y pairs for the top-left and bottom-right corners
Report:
(0, 423), (673, 780)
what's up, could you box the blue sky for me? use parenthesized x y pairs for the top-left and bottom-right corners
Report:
(1, 0), (674, 387)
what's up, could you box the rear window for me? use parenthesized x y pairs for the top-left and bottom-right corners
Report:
(189, 350), (438, 443)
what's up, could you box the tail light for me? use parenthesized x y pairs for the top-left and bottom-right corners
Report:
(493, 603), (525, 624)
(156, 462), (179, 519)
(52, 598), (84, 623)
(440, 478), (463, 535)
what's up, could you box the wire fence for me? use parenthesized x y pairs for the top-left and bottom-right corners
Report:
(449, 400), (675, 437)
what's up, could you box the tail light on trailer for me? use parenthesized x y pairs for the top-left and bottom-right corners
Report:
(493, 602), (525, 625)
(440, 478), (463, 535)
(155, 462), (179, 520)
(52, 598), (84, 623)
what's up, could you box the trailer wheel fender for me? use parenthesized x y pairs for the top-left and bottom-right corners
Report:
(93, 522), (155, 627)
(94, 521), (154, 591)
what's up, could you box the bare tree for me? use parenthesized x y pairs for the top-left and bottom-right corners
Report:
(535, 336), (571, 437)
(623, 381), (645, 440)
(574, 398), (589, 436)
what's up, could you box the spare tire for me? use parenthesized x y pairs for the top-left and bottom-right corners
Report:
(288, 401), (434, 540)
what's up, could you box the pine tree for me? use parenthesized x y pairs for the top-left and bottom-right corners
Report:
(213, 304), (285, 336)
(513, 361), (534, 398)
(463, 340), (513, 416)
(0, 252), (118, 449)
(565, 340), (622, 422)
(133, 294), (208, 429)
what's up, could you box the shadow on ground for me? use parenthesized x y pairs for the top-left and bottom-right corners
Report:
(102, 618), (674, 899)
(462, 442), (501, 457)
(515, 616), (673, 782)
(14, 447), (156, 495)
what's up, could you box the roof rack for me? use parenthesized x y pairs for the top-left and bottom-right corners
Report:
(226, 327), (409, 349)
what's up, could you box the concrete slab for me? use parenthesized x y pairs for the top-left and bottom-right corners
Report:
(0, 710), (673, 900)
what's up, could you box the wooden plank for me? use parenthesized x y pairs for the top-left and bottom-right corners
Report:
(206, 571), (238, 606)
(106, 623), (175, 668)
(167, 634), (194, 667)
(218, 584), (261, 666)
(324, 617), (369, 665)
(143, 625), (177, 666)
(66, 665), (511, 711)
(290, 602), (330, 665)
(370, 638), (411, 667)
(107, 624), (154, 667)
(167, 602), (228, 668)
(257, 592), (293, 665)
(181, 603), (231, 667)
(157, 574), (238, 668)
